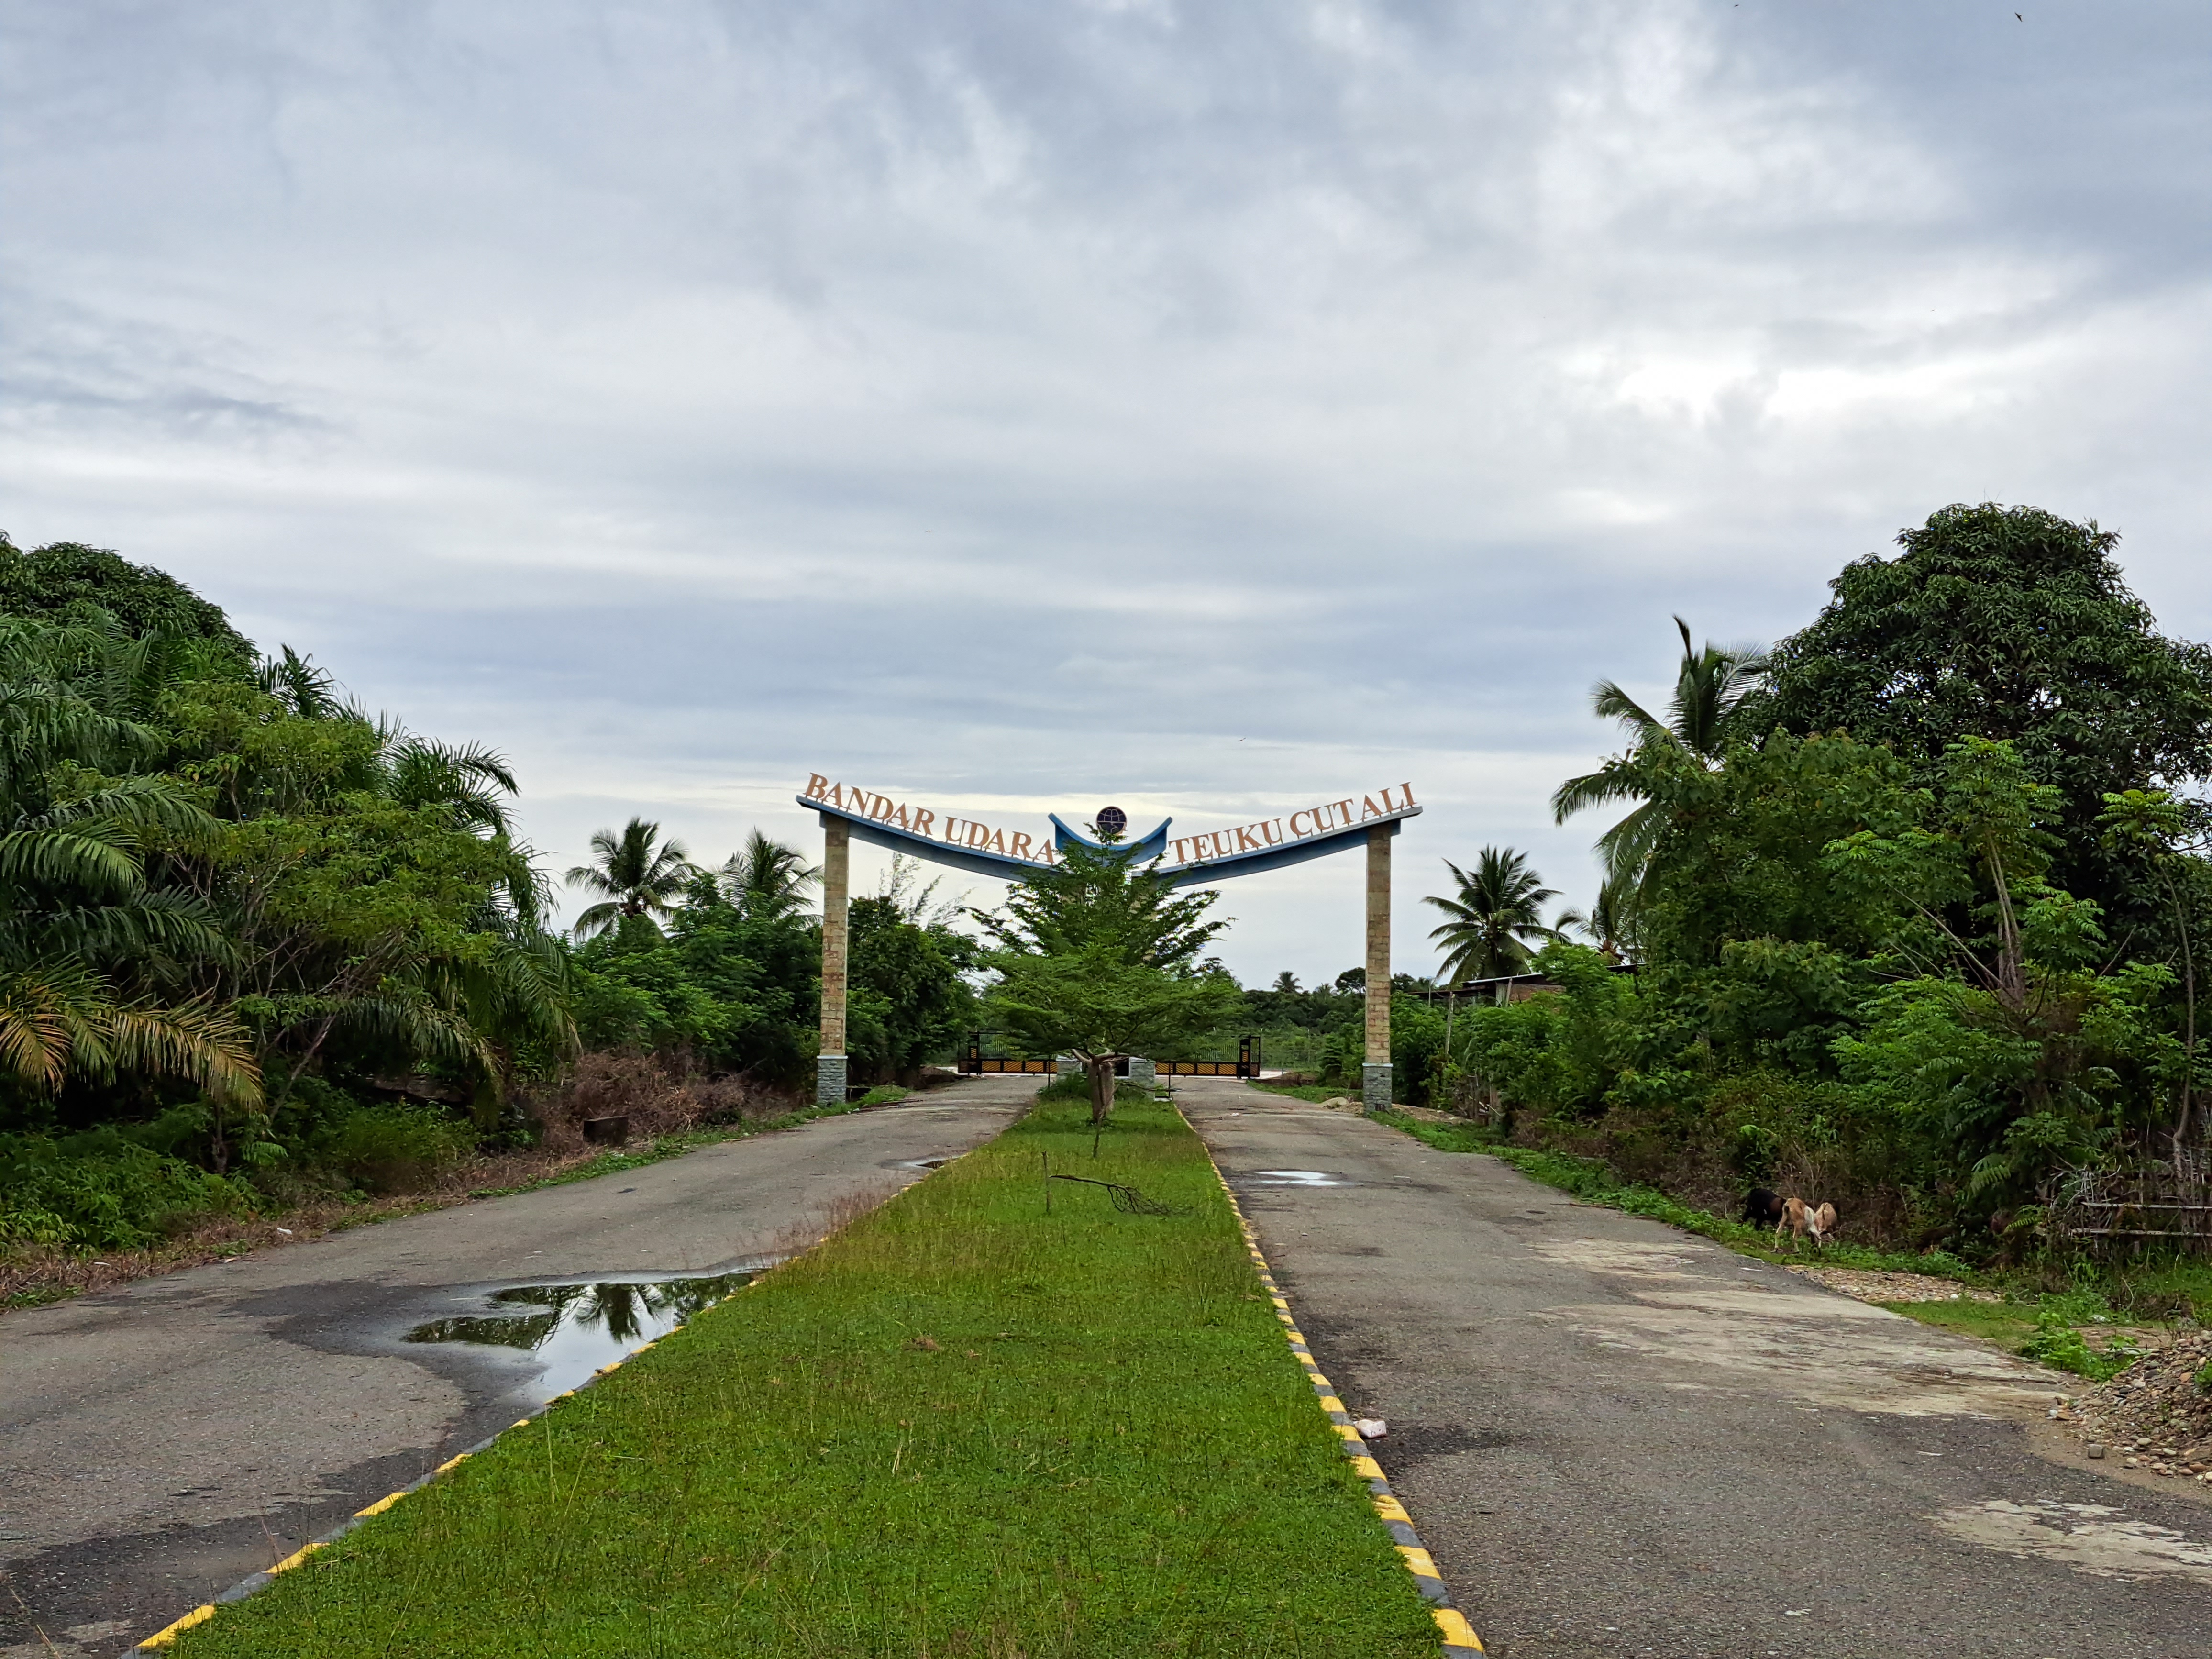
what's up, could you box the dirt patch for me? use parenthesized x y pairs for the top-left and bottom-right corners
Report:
(1525, 1230), (2060, 1417)
(1785, 1265), (2004, 1304)
(1930, 1498), (2212, 1584)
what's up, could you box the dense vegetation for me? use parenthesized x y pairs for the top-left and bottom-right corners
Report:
(1442, 505), (2212, 1265)
(0, 536), (976, 1259)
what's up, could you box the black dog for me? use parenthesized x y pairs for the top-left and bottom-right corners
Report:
(1742, 1187), (1785, 1227)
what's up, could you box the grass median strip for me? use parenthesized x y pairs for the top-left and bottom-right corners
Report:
(165, 1095), (1437, 1658)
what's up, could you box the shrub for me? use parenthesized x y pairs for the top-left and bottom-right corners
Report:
(0, 1130), (260, 1250)
(323, 1106), (476, 1194)
(526, 1053), (784, 1151)
(2017, 1308), (2135, 1382)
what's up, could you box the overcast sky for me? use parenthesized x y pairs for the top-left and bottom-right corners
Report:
(4, 0), (2209, 985)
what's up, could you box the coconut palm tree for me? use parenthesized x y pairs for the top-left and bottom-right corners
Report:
(1425, 848), (1560, 988)
(565, 818), (696, 940)
(1551, 617), (1768, 885)
(717, 829), (820, 921)
(1554, 874), (1640, 964)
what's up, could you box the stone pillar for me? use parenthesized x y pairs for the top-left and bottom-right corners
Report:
(816, 815), (850, 1107)
(1362, 821), (1396, 1112)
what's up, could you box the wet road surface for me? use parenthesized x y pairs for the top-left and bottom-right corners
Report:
(0, 1080), (1031, 1656)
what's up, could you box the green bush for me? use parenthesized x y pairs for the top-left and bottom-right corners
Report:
(2017, 1305), (2136, 1382)
(321, 1106), (476, 1194)
(0, 1131), (261, 1250)
(856, 1085), (909, 1106)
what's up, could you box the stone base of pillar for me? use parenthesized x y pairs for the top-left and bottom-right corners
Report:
(816, 1054), (848, 1108)
(1126, 1056), (1157, 1084)
(1361, 1062), (1393, 1113)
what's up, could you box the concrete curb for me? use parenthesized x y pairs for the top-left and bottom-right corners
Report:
(1203, 1151), (1487, 1653)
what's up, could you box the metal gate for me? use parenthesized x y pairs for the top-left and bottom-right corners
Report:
(1153, 1036), (1260, 1078)
(958, 1034), (1261, 1078)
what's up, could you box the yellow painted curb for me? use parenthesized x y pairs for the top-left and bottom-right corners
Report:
(1191, 1123), (1485, 1656)
(137, 1604), (213, 1648)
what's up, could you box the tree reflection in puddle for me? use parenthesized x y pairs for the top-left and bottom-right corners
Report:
(404, 1273), (752, 1400)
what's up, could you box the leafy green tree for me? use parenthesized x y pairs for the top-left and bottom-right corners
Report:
(565, 819), (696, 941)
(2097, 787), (2209, 1152)
(1756, 503), (2212, 930)
(1452, 942), (1637, 1126)
(718, 829), (820, 921)
(1553, 618), (1768, 885)
(569, 873), (819, 1082)
(0, 533), (252, 656)
(846, 893), (976, 1082)
(976, 839), (1237, 1122)
(1425, 847), (1560, 987)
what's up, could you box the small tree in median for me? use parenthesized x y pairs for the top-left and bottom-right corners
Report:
(974, 837), (1240, 1123)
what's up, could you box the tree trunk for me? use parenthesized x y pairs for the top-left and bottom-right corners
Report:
(1085, 1055), (1115, 1125)
(2164, 866), (2197, 1157)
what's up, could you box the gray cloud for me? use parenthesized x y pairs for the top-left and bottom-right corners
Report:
(4, 0), (2209, 983)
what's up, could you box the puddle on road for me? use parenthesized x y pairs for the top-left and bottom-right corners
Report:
(405, 1273), (751, 1400)
(1931, 1499), (2212, 1584)
(1247, 1170), (1350, 1187)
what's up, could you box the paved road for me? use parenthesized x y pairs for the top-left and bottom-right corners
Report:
(0, 1080), (1032, 1658)
(1181, 1079), (2212, 1659)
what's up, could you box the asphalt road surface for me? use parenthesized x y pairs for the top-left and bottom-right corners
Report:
(0, 1080), (1031, 1658)
(1181, 1078), (2212, 1659)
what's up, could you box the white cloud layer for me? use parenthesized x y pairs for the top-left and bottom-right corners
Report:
(4, 0), (2209, 984)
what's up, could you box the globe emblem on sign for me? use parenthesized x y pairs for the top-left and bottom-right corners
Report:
(1095, 805), (1128, 838)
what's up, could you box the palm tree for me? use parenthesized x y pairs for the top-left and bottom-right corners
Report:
(717, 829), (820, 921)
(1555, 874), (1640, 964)
(565, 819), (695, 940)
(376, 734), (520, 838)
(0, 613), (264, 1130)
(1551, 617), (1768, 885)
(1425, 848), (1560, 988)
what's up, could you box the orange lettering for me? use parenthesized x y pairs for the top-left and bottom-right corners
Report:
(965, 821), (990, 848)
(1335, 798), (1356, 826)
(912, 808), (936, 837)
(1010, 831), (1033, 859)
(1379, 786), (1399, 812)
(804, 773), (830, 801)
(1261, 818), (1283, 845)
(1289, 809), (1313, 837)
(1360, 795), (1382, 820)
(988, 828), (1007, 854)
(890, 802), (912, 830)
(943, 816), (962, 841)
(1401, 781), (1416, 807)
(1170, 836), (1194, 863)
(824, 783), (847, 809)
(1234, 824), (1262, 852)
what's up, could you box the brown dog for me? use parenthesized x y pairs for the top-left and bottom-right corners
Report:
(1775, 1197), (1837, 1250)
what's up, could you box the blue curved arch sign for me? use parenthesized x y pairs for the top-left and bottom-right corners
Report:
(798, 773), (1419, 885)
